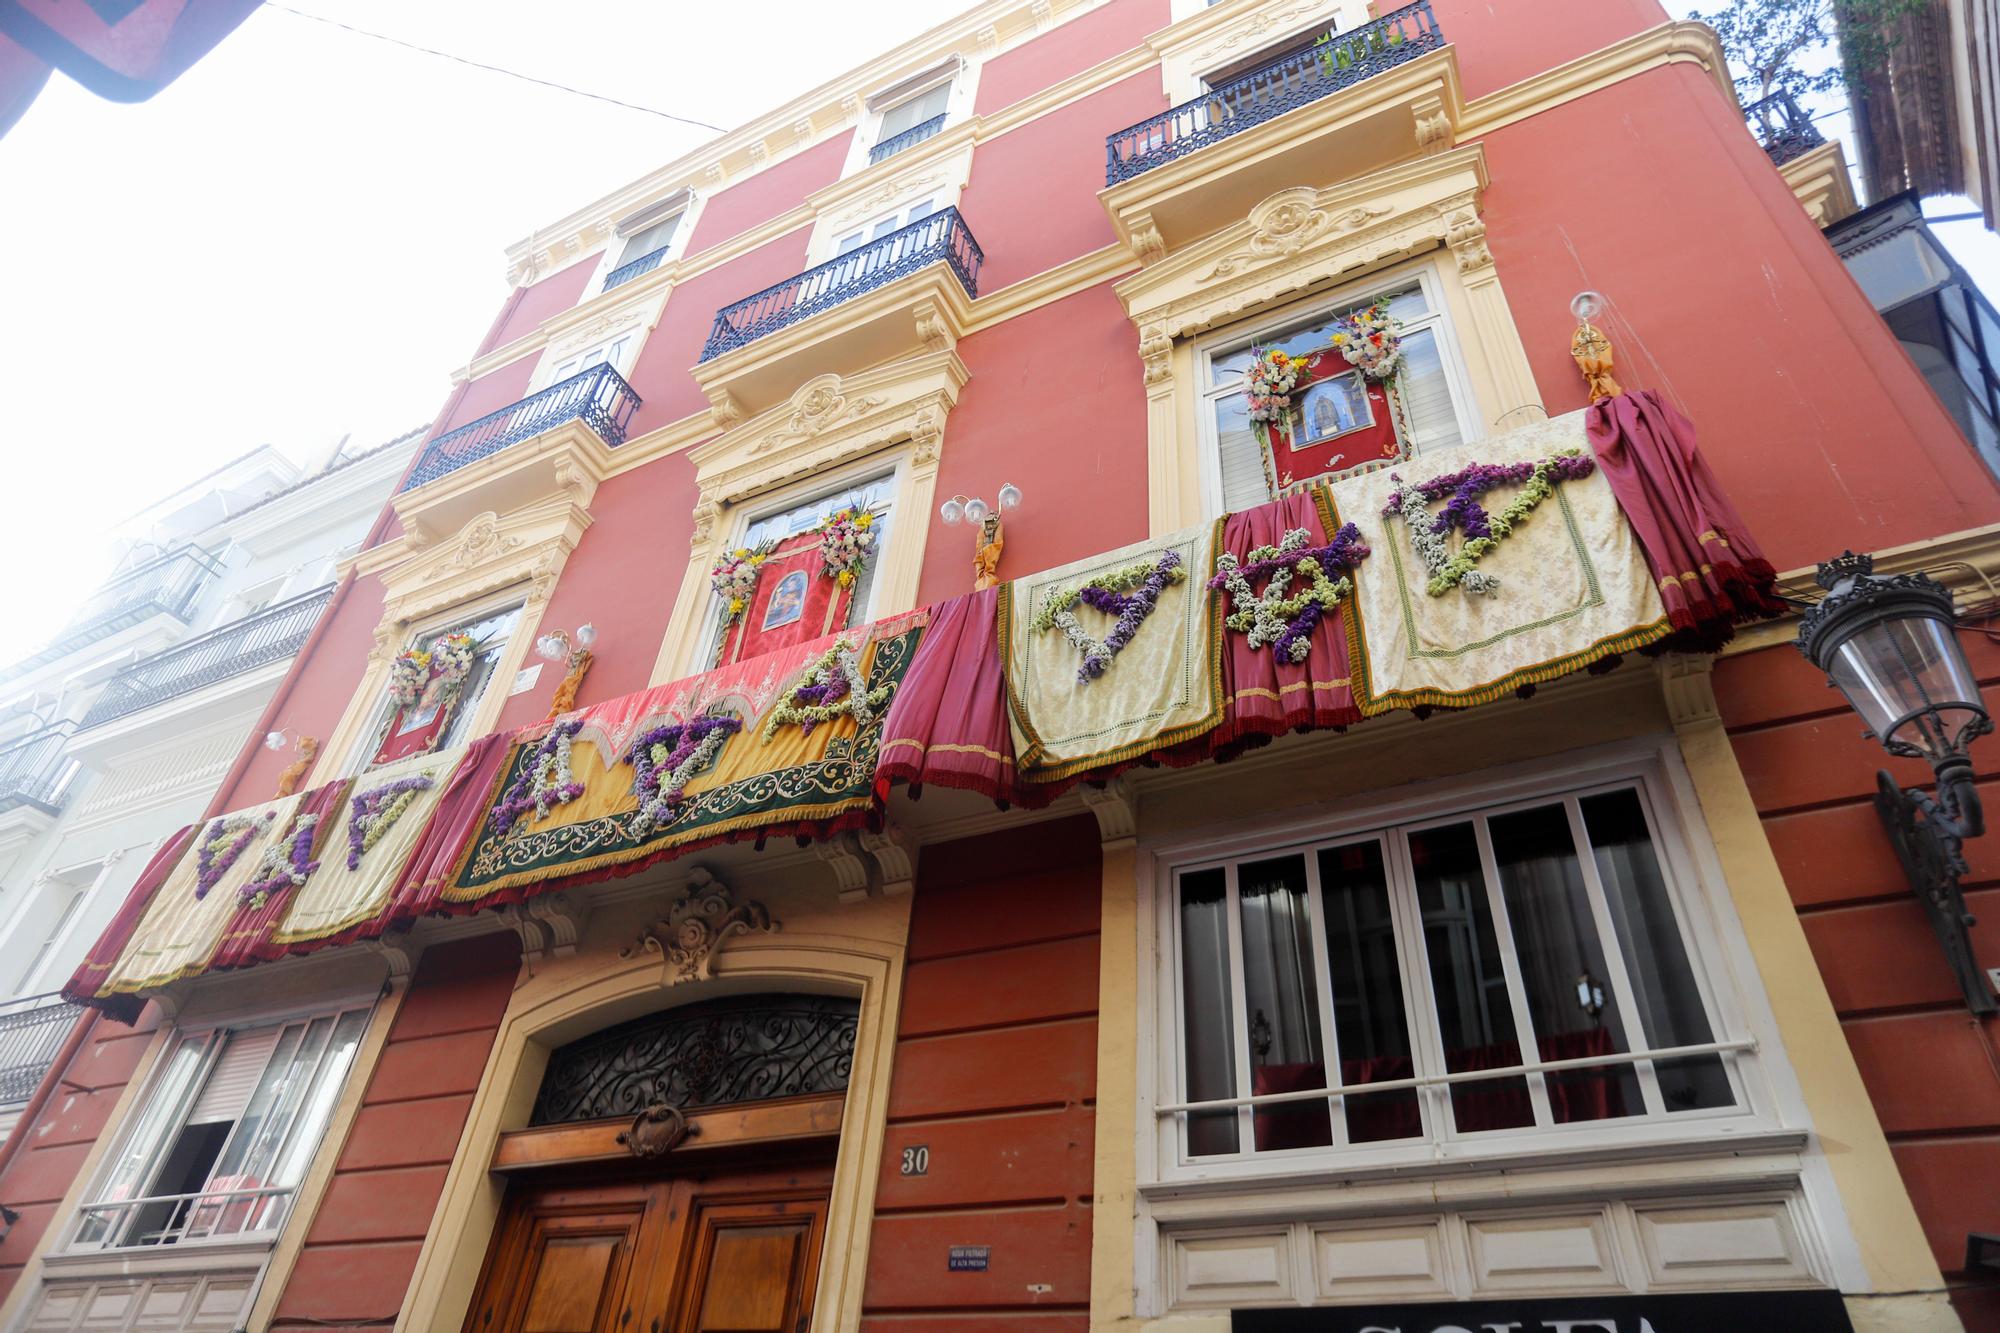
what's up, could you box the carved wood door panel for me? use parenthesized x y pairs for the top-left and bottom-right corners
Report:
(466, 1180), (669, 1333)
(671, 1192), (830, 1333)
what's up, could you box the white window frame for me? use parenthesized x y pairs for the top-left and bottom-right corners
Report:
(338, 593), (526, 777)
(544, 330), (638, 388)
(1191, 258), (1483, 518)
(700, 456), (904, 666)
(586, 190), (699, 294)
(65, 1001), (374, 1254)
(832, 196), (941, 258)
(1142, 739), (1783, 1188)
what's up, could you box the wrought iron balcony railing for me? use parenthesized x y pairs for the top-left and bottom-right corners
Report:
(699, 206), (984, 362)
(603, 245), (669, 292)
(0, 993), (81, 1105)
(1742, 90), (1826, 167)
(1105, 0), (1444, 186)
(0, 723), (78, 818)
(870, 112), (947, 165)
(401, 363), (642, 493)
(81, 586), (334, 730)
(3, 546), (222, 680)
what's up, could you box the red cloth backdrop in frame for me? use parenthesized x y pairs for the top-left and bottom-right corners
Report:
(719, 529), (854, 665)
(371, 695), (454, 766)
(1260, 349), (1405, 493)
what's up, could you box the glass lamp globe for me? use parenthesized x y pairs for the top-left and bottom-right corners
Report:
(575, 622), (597, 649)
(1570, 290), (1605, 322)
(963, 496), (990, 525)
(264, 731), (287, 751)
(939, 496), (964, 525)
(535, 634), (567, 663)
(997, 482), (1023, 511)
(1797, 552), (1988, 763)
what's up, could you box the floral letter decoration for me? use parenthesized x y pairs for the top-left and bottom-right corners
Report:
(492, 718), (588, 837)
(1210, 524), (1371, 662)
(816, 506), (876, 588)
(762, 639), (894, 741)
(194, 812), (275, 899)
(1382, 450), (1597, 597)
(1032, 550), (1187, 683)
(627, 714), (743, 839)
(1333, 298), (1403, 381)
(241, 814), (322, 910)
(1245, 348), (1307, 424)
(346, 774), (436, 870)
(709, 544), (771, 627)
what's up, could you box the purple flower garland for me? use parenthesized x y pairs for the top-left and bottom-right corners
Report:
(346, 774), (437, 870)
(241, 815), (322, 909)
(627, 714), (742, 837)
(492, 718), (587, 838)
(1208, 524), (1371, 663)
(1076, 550), (1184, 681)
(1381, 455), (1596, 536)
(194, 813), (273, 899)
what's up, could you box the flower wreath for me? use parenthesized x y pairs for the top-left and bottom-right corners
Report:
(388, 631), (478, 712)
(1249, 301), (1415, 498)
(709, 544), (771, 627)
(242, 814), (322, 910)
(1209, 524), (1371, 662)
(1032, 549), (1187, 683)
(1382, 450), (1597, 597)
(1245, 348), (1307, 425)
(762, 639), (894, 741)
(627, 714), (742, 839)
(1332, 297), (1404, 380)
(346, 774), (436, 870)
(816, 506), (877, 588)
(492, 718), (587, 838)
(194, 812), (275, 899)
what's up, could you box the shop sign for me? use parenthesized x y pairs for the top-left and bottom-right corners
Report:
(1234, 1290), (1853, 1333)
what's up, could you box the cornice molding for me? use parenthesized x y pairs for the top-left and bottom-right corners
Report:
(1778, 139), (1860, 227)
(1456, 20), (1733, 140)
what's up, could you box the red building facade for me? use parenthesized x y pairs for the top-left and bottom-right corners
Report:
(2, 2), (1996, 1331)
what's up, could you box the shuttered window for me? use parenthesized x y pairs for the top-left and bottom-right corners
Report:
(185, 1028), (281, 1124)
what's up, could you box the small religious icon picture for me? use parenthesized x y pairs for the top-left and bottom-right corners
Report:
(1293, 371), (1373, 448)
(761, 570), (809, 630)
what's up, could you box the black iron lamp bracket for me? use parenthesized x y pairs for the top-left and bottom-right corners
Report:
(1875, 754), (1998, 1016)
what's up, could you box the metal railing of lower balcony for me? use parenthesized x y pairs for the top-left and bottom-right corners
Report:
(603, 245), (670, 292)
(400, 362), (642, 493)
(1741, 90), (1826, 167)
(81, 586), (334, 730)
(870, 112), (947, 164)
(1104, 0), (1443, 186)
(3, 545), (222, 681)
(0, 993), (82, 1104)
(0, 723), (78, 816)
(699, 206), (984, 362)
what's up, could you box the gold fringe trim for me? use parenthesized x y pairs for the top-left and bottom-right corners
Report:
(1354, 618), (1672, 716)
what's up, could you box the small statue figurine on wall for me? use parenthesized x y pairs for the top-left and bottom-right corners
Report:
(973, 512), (1006, 592)
(1569, 290), (1622, 403)
(274, 736), (319, 797)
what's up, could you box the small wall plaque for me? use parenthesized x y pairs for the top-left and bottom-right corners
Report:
(947, 1245), (989, 1272)
(899, 1145), (930, 1176)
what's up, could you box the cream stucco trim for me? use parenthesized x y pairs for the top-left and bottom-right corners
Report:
(1779, 140), (1861, 227)
(651, 351), (966, 685)
(1661, 658), (1949, 1299)
(1456, 20), (1734, 140)
(1116, 145), (1536, 534)
(1089, 801), (1143, 1333)
(391, 880), (910, 1333)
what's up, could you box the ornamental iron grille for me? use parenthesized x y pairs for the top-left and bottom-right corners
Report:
(698, 206), (984, 361)
(80, 586), (335, 729)
(869, 112), (947, 164)
(1741, 91), (1826, 166)
(603, 245), (669, 292)
(399, 362), (642, 493)
(1104, 0), (1444, 186)
(528, 994), (859, 1127)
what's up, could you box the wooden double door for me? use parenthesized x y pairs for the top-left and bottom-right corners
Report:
(464, 1155), (833, 1333)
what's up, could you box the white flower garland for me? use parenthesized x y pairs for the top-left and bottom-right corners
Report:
(761, 639), (894, 741)
(1396, 486), (1501, 596)
(1210, 527), (1367, 663)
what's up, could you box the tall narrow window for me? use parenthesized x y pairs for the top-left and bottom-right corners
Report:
(1162, 777), (1747, 1165)
(708, 475), (896, 665)
(870, 82), (951, 163)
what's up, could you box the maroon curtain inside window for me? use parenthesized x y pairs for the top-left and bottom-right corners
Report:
(1584, 390), (1783, 651)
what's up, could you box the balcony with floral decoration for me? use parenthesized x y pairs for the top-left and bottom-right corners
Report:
(1100, 0), (1459, 263)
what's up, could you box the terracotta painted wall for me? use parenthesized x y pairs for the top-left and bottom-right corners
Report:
(1717, 642), (2000, 1328)
(1434, 0), (1666, 101)
(685, 132), (853, 257)
(860, 816), (1103, 1333)
(973, 0), (1169, 116)
(269, 931), (521, 1333)
(0, 1008), (163, 1308)
(475, 258), (597, 359)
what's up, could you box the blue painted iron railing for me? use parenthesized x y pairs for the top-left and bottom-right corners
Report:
(699, 206), (984, 362)
(603, 245), (669, 292)
(1104, 0), (1444, 185)
(870, 112), (947, 165)
(0, 724), (77, 818)
(1741, 91), (1825, 167)
(0, 993), (82, 1105)
(81, 586), (335, 729)
(401, 363), (642, 492)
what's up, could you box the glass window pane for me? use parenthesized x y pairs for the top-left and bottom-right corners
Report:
(1487, 805), (1641, 1124)
(1178, 868), (1238, 1156)
(1214, 391), (1270, 512)
(1395, 326), (1463, 452)
(620, 213), (679, 262)
(1408, 823), (1534, 1132)
(78, 1037), (207, 1245)
(1238, 855), (1331, 1151)
(1318, 841), (1422, 1143)
(1579, 791), (1733, 1112)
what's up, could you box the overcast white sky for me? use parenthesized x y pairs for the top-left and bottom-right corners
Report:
(0, 0), (1995, 663)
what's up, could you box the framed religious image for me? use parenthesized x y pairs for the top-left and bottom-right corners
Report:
(1292, 370), (1373, 448)
(761, 570), (808, 630)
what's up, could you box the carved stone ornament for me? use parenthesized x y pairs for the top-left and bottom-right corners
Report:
(1413, 96), (1453, 156)
(1130, 215), (1167, 266)
(620, 867), (779, 984)
(1190, 0), (1329, 66)
(753, 376), (888, 456)
(1139, 325), (1173, 387)
(709, 389), (746, 431)
(617, 1103), (698, 1158)
(1200, 189), (1393, 282)
(1444, 206), (1493, 275)
(425, 512), (523, 583)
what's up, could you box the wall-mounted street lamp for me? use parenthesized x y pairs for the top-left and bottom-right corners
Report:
(940, 482), (1023, 591)
(535, 622), (597, 719)
(1796, 551), (1997, 1015)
